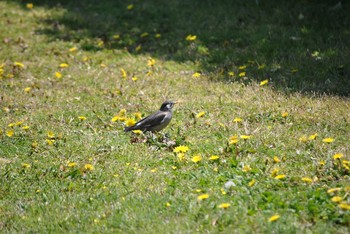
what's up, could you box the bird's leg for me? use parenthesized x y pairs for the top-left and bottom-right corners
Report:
(145, 131), (157, 142)
(162, 132), (170, 142)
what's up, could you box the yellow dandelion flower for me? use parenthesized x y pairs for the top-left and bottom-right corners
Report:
(147, 57), (155, 67)
(233, 117), (242, 122)
(47, 131), (55, 139)
(120, 68), (127, 78)
(229, 135), (239, 145)
(209, 155), (219, 161)
(238, 65), (247, 70)
(78, 116), (87, 121)
(129, 130), (141, 135)
(327, 188), (341, 194)
(24, 87), (31, 92)
(186, 34), (197, 41)
(155, 33), (161, 38)
(26, 3), (34, 9)
(166, 202), (171, 207)
(191, 155), (202, 163)
(127, 4), (134, 10)
(273, 156), (281, 163)
(140, 32), (149, 38)
(197, 193), (209, 201)
(242, 165), (252, 172)
(133, 112), (142, 120)
(299, 135), (308, 142)
(55, 72), (62, 78)
(69, 47), (78, 52)
(220, 188), (227, 195)
(195, 189), (202, 193)
(322, 137), (334, 143)
(218, 203), (231, 209)
(177, 153), (185, 161)
(46, 139), (55, 145)
(146, 70), (153, 76)
(333, 153), (343, 160)
(240, 135), (252, 140)
(125, 118), (136, 127)
(228, 71), (235, 76)
(338, 203), (350, 210)
(68, 162), (77, 167)
(260, 79), (269, 86)
(22, 163), (31, 168)
(97, 40), (104, 47)
(84, 164), (94, 171)
(271, 169), (279, 176)
(8, 123), (15, 127)
(172, 166), (177, 170)
(14, 62), (25, 68)
(135, 45), (142, 52)
(113, 34), (120, 40)
(31, 142), (38, 148)
(308, 133), (318, 140)
(268, 214), (280, 222)
(15, 121), (23, 126)
(331, 196), (343, 203)
(238, 72), (246, 77)
(6, 130), (14, 137)
(196, 111), (205, 118)
(281, 112), (289, 118)
(258, 64), (266, 69)
(173, 145), (189, 153)
(192, 72), (201, 78)
(118, 109), (126, 117)
(82, 56), (90, 62)
(150, 168), (157, 173)
(319, 161), (325, 166)
(301, 177), (313, 183)
(22, 126), (30, 130)
(249, 179), (256, 187)
(111, 116), (122, 122)
(218, 122), (225, 128)
(59, 63), (69, 68)
(275, 174), (286, 180)
(132, 76), (138, 81)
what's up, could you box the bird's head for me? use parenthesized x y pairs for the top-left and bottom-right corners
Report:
(160, 100), (177, 111)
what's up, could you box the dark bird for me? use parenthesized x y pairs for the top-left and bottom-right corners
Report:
(124, 100), (176, 132)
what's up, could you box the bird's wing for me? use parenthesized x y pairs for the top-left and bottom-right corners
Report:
(134, 111), (167, 129)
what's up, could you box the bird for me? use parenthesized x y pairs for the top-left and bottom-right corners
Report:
(124, 100), (176, 132)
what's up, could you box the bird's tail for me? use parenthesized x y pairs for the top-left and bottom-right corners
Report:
(124, 125), (138, 132)
(124, 126), (132, 132)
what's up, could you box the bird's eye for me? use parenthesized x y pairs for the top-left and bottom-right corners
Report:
(166, 103), (172, 108)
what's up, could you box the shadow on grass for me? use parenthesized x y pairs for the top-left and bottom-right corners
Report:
(14, 0), (350, 96)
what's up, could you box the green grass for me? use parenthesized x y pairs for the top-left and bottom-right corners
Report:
(1, 0), (350, 233)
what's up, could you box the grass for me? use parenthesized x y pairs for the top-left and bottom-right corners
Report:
(1, 0), (349, 233)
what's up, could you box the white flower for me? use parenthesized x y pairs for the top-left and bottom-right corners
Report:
(224, 181), (236, 189)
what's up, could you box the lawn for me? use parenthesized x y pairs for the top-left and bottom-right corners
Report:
(0, 0), (349, 233)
